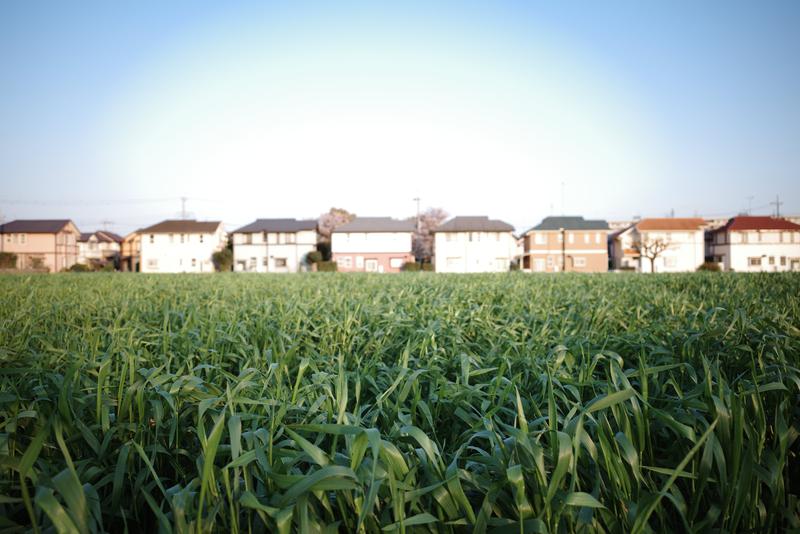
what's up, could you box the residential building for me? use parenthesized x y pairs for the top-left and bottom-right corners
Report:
(610, 218), (704, 272)
(432, 216), (516, 273)
(232, 218), (318, 272)
(709, 216), (800, 272)
(120, 231), (142, 272)
(139, 220), (225, 273)
(78, 230), (123, 268)
(0, 219), (80, 271)
(520, 216), (609, 272)
(331, 217), (415, 273)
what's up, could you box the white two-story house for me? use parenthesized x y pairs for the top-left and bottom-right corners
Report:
(139, 220), (226, 273)
(432, 216), (516, 273)
(710, 216), (800, 272)
(232, 218), (318, 272)
(331, 217), (415, 273)
(78, 230), (123, 268)
(610, 218), (704, 272)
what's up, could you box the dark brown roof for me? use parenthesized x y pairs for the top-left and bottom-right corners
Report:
(0, 219), (76, 233)
(79, 230), (124, 243)
(140, 219), (222, 233)
(434, 216), (514, 233)
(333, 217), (415, 233)
(716, 216), (800, 232)
(233, 218), (317, 233)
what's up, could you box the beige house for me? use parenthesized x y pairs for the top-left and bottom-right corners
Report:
(610, 218), (705, 272)
(120, 231), (142, 272)
(140, 219), (226, 273)
(78, 230), (123, 268)
(520, 216), (610, 272)
(0, 219), (81, 272)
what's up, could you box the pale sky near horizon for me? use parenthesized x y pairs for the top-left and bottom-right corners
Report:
(1, 1), (799, 235)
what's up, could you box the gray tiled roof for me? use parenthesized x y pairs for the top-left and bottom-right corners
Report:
(233, 219), (317, 234)
(0, 219), (75, 233)
(333, 217), (415, 233)
(140, 220), (222, 233)
(433, 216), (514, 233)
(78, 230), (124, 243)
(527, 216), (609, 232)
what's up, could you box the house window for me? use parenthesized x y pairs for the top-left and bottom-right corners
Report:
(147, 259), (158, 269)
(199, 234), (204, 243)
(769, 256), (775, 265)
(557, 233), (563, 243)
(19, 233), (26, 244)
(192, 258), (197, 267)
(339, 256), (352, 268)
(249, 257), (257, 270)
(568, 233), (574, 244)
(446, 233), (454, 242)
(748, 257), (761, 267)
(546, 256), (554, 267)
(595, 233), (601, 244)
(287, 233), (295, 244)
(149, 234), (154, 244)
(583, 234), (590, 244)
(356, 256), (364, 268)
(781, 256), (787, 266)
(534, 233), (545, 245)
(389, 258), (404, 268)
(534, 258), (545, 272)
(180, 234), (185, 243)
(245, 234), (252, 244)
(574, 257), (586, 267)
(169, 233), (174, 243)
(365, 259), (379, 272)
(278, 233), (285, 244)
(275, 258), (287, 267)
(263, 257), (269, 266)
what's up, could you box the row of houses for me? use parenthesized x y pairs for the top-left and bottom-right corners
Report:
(1, 213), (799, 273)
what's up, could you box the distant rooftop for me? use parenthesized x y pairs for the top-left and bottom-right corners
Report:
(434, 216), (514, 233)
(527, 216), (609, 232)
(140, 219), (222, 233)
(333, 217), (415, 233)
(717, 216), (800, 232)
(233, 218), (317, 234)
(0, 219), (76, 233)
(636, 218), (705, 231)
(79, 230), (123, 243)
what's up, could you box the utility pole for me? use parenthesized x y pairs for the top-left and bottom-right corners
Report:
(101, 220), (113, 231)
(560, 182), (565, 215)
(181, 197), (188, 219)
(770, 194), (783, 218)
(747, 196), (754, 215)
(413, 197), (421, 233)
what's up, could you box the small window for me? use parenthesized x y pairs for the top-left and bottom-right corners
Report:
(147, 259), (158, 268)
(574, 257), (586, 267)
(568, 233), (574, 244)
(275, 258), (287, 267)
(169, 233), (174, 243)
(546, 256), (554, 267)
(780, 256), (786, 266)
(768, 256), (775, 265)
(249, 257), (257, 269)
(534, 233), (545, 245)
(748, 257), (761, 267)
(339, 256), (352, 268)
(20, 233), (26, 244)
(180, 234), (185, 243)
(389, 258), (404, 268)
(356, 256), (364, 268)
(263, 257), (268, 266)
(192, 258), (197, 267)
(199, 234), (204, 243)
(287, 233), (295, 244)
(595, 233), (601, 244)
(583, 234), (590, 244)
(149, 234), (154, 244)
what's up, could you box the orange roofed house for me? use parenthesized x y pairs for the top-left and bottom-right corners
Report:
(519, 216), (610, 272)
(0, 219), (80, 271)
(610, 218), (705, 272)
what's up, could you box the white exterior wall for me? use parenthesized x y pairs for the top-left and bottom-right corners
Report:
(233, 230), (317, 272)
(434, 231), (517, 273)
(78, 239), (120, 264)
(638, 229), (704, 273)
(140, 227), (225, 273)
(713, 230), (800, 272)
(331, 232), (412, 254)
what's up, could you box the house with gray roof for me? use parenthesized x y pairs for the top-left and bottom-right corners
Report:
(139, 219), (226, 273)
(331, 217), (415, 272)
(78, 230), (124, 268)
(432, 216), (517, 273)
(232, 218), (318, 273)
(0, 219), (81, 271)
(520, 216), (610, 272)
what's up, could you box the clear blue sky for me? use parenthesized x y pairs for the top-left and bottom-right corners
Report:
(2, 1), (798, 234)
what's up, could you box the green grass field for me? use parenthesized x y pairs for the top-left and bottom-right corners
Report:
(1, 273), (799, 533)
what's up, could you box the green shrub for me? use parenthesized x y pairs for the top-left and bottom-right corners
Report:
(317, 260), (337, 272)
(402, 261), (420, 271)
(306, 250), (323, 264)
(697, 261), (721, 272)
(0, 252), (17, 269)
(212, 249), (233, 272)
(68, 263), (92, 272)
(421, 262), (434, 272)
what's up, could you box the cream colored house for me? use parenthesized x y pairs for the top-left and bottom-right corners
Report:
(610, 218), (704, 272)
(332, 217), (415, 273)
(78, 230), (123, 268)
(710, 216), (800, 272)
(520, 216), (610, 272)
(120, 231), (142, 272)
(0, 219), (80, 272)
(139, 220), (226, 273)
(232, 219), (318, 272)
(433, 216), (516, 273)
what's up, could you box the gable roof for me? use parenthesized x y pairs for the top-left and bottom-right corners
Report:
(140, 219), (222, 234)
(233, 218), (317, 234)
(636, 218), (704, 231)
(434, 216), (514, 233)
(0, 219), (76, 234)
(717, 216), (800, 232)
(527, 216), (609, 232)
(79, 230), (124, 243)
(333, 217), (415, 233)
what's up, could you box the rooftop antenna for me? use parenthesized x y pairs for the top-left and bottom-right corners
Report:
(413, 197), (421, 233)
(560, 182), (565, 215)
(770, 194), (783, 217)
(747, 195), (754, 215)
(101, 220), (113, 231)
(181, 197), (188, 219)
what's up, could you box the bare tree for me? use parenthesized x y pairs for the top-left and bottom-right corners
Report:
(633, 238), (670, 272)
(412, 207), (448, 262)
(317, 207), (355, 260)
